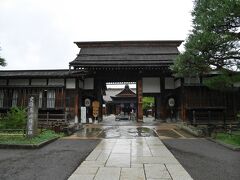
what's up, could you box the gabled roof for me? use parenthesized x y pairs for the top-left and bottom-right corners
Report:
(115, 84), (136, 97)
(70, 40), (183, 69)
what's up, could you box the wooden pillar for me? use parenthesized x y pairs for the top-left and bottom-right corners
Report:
(155, 95), (161, 120)
(95, 79), (103, 122)
(137, 79), (143, 122)
(74, 94), (79, 123)
(181, 86), (186, 121)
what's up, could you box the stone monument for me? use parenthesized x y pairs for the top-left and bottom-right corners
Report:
(26, 96), (38, 138)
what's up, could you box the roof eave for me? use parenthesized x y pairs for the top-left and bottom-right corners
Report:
(74, 40), (184, 48)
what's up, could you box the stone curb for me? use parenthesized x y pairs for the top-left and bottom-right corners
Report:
(176, 124), (202, 137)
(207, 137), (240, 151)
(0, 137), (59, 149)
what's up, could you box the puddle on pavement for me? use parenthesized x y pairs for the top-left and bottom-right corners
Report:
(76, 126), (160, 139)
(76, 127), (102, 137)
(156, 129), (181, 138)
(98, 127), (157, 139)
(98, 126), (121, 138)
(127, 127), (157, 137)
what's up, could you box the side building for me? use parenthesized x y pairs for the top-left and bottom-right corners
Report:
(0, 69), (83, 122)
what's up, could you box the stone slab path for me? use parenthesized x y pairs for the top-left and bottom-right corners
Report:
(68, 137), (193, 180)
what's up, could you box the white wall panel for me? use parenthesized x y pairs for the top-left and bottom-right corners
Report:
(48, 79), (64, 86)
(31, 79), (47, 86)
(66, 78), (76, 89)
(142, 77), (160, 93)
(9, 79), (29, 86)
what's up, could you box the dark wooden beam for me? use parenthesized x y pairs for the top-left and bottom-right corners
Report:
(137, 79), (143, 122)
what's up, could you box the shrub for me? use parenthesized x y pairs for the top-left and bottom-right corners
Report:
(3, 107), (27, 129)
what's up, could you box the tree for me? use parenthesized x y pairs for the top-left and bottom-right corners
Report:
(172, 0), (240, 88)
(0, 46), (6, 66)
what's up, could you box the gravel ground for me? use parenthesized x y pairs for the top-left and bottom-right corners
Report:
(163, 139), (240, 180)
(0, 139), (100, 180)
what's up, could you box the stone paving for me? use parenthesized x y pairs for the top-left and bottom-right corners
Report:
(68, 137), (193, 180)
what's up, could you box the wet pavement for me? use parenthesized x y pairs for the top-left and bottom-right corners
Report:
(65, 123), (195, 140)
(64, 112), (195, 140)
(64, 120), (196, 180)
(68, 137), (193, 180)
(99, 126), (158, 139)
(100, 114), (162, 126)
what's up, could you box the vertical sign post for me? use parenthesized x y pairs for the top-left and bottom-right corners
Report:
(26, 96), (38, 138)
(92, 101), (100, 121)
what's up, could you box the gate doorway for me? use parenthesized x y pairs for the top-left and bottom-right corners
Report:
(142, 96), (155, 123)
(102, 82), (137, 124)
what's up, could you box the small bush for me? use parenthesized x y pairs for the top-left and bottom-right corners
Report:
(3, 107), (27, 129)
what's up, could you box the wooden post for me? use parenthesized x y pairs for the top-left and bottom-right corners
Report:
(47, 112), (49, 126)
(137, 79), (143, 122)
(74, 94), (79, 123)
(155, 95), (161, 120)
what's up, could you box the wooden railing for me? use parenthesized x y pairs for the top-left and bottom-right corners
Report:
(187, 107), (229, 125)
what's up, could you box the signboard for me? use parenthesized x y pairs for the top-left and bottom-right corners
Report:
(92, 101), (100, 118)
(81, 107), (87, 123)
(168, 98), (175, 107)
(85, 98), (91, 107)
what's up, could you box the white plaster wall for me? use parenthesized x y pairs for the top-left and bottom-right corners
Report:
(9, 79), (29, 86)
(66, 78), (76, 89)
(48, 79), (64, 86)
(142, 77), (160, 93)
(31, 79), (47, 86)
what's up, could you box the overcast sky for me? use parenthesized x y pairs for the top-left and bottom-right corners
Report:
(0, 0), (193, 70)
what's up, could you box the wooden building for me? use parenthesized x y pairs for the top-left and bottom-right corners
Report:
(0, 69), (84, 121)
(0, 40), (240, 124)
(104, 84), (137, 116)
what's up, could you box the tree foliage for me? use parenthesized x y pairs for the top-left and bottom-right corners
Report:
(172, 0), (240, 82)
(0, 46), (6, 67)
(1, 107), (27, 129)
(143, 97), (154, 111)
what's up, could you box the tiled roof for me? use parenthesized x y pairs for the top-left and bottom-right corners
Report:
(0, 69), (84, 78)
(70, 40), (183, 69)
(103, 87), (136, 102)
